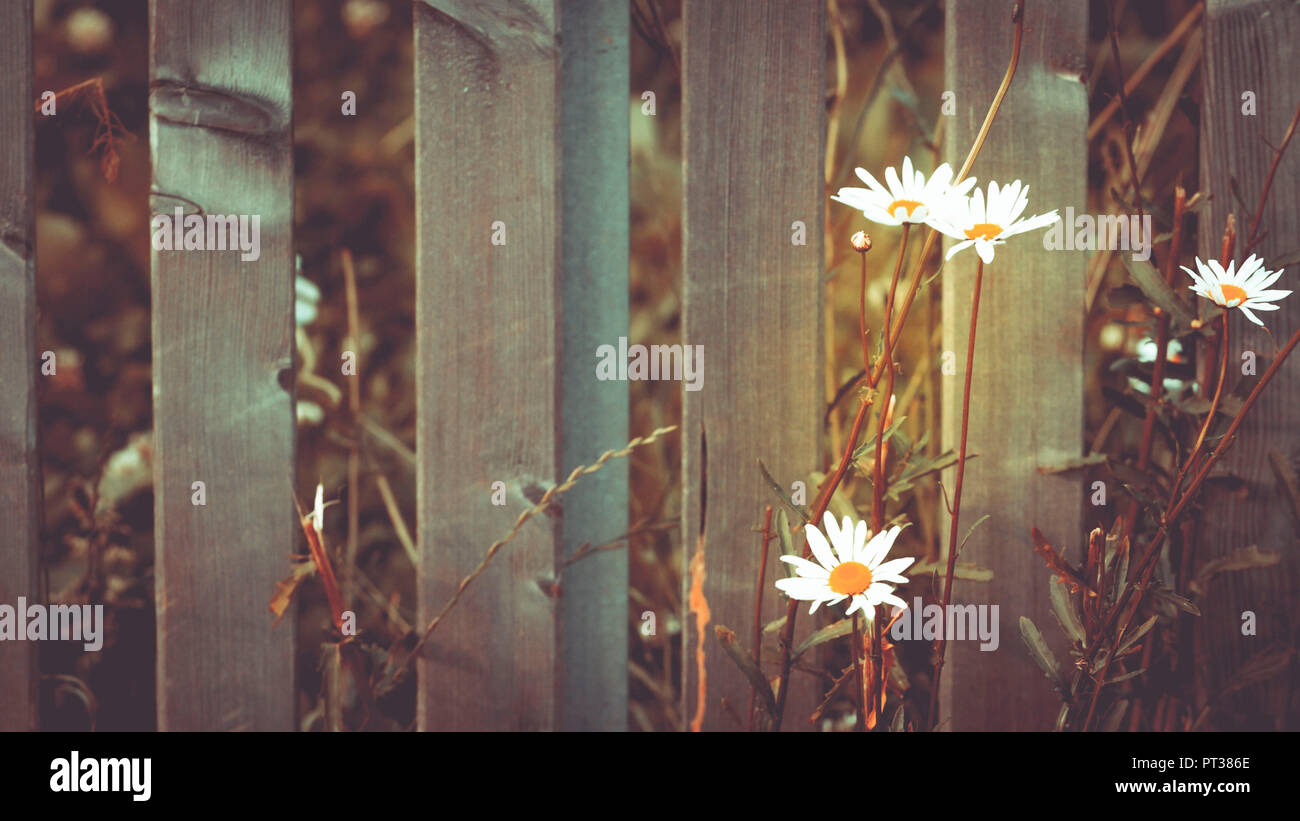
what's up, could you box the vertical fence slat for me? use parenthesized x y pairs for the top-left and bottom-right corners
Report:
(557, 0), (630, 731)
(0, 0), (38, 732)
(941, 1), (1087, 731)
(415, 0), (560, 731)
(149, 0), (296, 730)
(1196, 0), (1300, 726)
(682, 0), (826, 731)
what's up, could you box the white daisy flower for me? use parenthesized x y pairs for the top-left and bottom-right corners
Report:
(831, 156), (976, 227)
(775, 513), (914, 619)
(1181, 254), (1291, 327)
(928, 179), (1059, 264)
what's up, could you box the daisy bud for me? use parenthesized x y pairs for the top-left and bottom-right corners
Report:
(851, 231), (872, 253)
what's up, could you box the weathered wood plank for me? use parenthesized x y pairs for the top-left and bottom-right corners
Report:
(557, 0), (630, 731)
(1195, 0), (1300, 728)
(149, 0), (296, 731)
(940, 0), (1087, 731)
(0, 0), (39, 733)
(681, 0), (825, 731)
(415, 0), (560, 731)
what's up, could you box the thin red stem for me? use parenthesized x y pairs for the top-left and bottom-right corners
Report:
(929, 257), (985, 729)
(873, 225), (909, 531)
(1245, 96), (1300, 253)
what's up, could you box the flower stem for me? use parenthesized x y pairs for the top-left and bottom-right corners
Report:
(873, 225), (909, 531)
(929, 256), (985, 730)
(853, 612), (865, 732)
(1168, 310), (1231, 506)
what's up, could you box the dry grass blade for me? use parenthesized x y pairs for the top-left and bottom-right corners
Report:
(401, 425), (678, 670)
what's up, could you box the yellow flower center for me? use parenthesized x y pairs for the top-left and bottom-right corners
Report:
(964, 223), (1003, 241)
(888, 199), (924, 219)
(1219, 283), (1248, 305)
(828, 561), (874, 595)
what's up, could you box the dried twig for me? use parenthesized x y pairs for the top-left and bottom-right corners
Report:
(401, 426), (678, 670)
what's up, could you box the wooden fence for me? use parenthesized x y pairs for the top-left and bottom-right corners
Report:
(1, 0), (1295, 732)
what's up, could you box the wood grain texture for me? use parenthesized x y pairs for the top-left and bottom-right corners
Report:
(681, 0), (825, 731)
(149, 0), (295, 731)
(941, 0), (1087, 731)
(1195, 0), (1300, 729)
(0, 0), (38, 732)
(557, 0), (630, 731)
(415, 0), (560, 731)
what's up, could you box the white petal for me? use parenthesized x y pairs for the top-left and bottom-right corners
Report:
(873, 556), (915, 581)
(805, 522), (839, 572)
(1250, 289), (1291, 301)
(927, 162), (954, 191)
(778, 554), (831, 579)
(879, 590), (909, 610)
(777, 578), (834, 599)
(853, 167), (891, 198)
(1256, 267), (1285, 289)
(1002, 210), (1059, 238)
(885, 165), (905, 199)
(975, 239), (996, 264)
(945, 238), (975, 261)
(822, 511), (842, 549)
(971, 187), (986, 223)
(952, 176), (978, 197)
(853, 519), (868, 559)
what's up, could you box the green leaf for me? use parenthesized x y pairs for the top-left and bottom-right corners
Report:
(1106, 528), (1130, 607)
(714, 625), (776, 718)
(1190, 544), (1281, 596)
(909, 560), (994, 582)
(1120, 254), (1197, 330)
(960, 513), (991, 552)
(1116, 615), (1157, 657)
(852, 415), (909, 464)
(1037, 453), (1107, 474)
(775, 509), (796, 560)
(1269, 247), (1300, 268)
(1229, 175), (1250, 215)
(1103, 667), (1147, 686)
(1020, 616), (1064, 690)
(1049, 575), (1086, 648)
(793, 618), (853, 660)
(1151, 586), (1200, 616)
(886, 449), (975, 501)
(757, 460), (810, 525)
